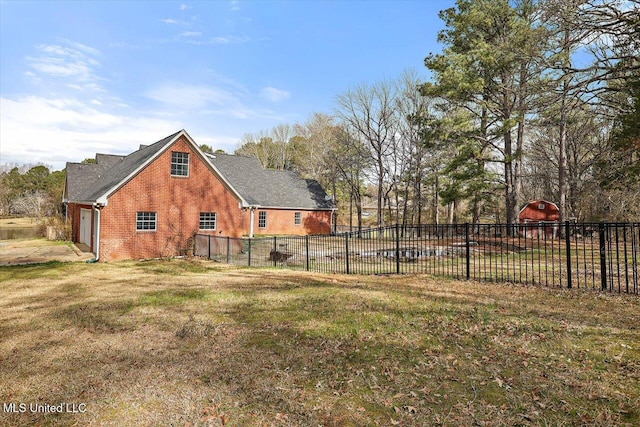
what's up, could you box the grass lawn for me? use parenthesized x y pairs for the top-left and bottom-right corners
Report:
(0, 218), (42, 229)
(0, 259), (638, 426)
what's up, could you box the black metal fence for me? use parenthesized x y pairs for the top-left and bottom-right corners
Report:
(194, 222), (640, 294)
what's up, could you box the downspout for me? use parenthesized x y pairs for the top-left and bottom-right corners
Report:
(87, 203), (103, 263)
(330, 209), (336, 234)
(95, 206), (101, 261)
(249, 207), (255, 238)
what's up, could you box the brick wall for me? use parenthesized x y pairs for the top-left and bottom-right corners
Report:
(251, 208), (332, 235)
(98, 136), (244, 261)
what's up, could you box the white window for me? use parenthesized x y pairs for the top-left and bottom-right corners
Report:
(294, 211), (301, 225)
(258, 211), (267, 229)
(171, 151), (189, 176)
(199, 212), (217, 230)
(136, 212), (157, 231)
(538, 203), (545, 210)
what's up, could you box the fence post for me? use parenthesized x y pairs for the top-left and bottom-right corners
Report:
(208, 235), (211, 260)
(465, 222), (470, 280)
(273, 236), (277, 267)
(226, 236), (230, 264)
(345, 232), (350, 274)
(565, 221), (572, 289)
(599, 222), (607, 291)
(305, 235), (310, 271)
(248, 238), (252, 267)
(395, 223), (400, 274)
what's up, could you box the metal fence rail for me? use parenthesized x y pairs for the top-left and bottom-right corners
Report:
(194, 222), (640, 294)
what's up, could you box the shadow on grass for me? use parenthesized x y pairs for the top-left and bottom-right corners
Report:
(0, 260), (69, 282)
(1, 261), (639, 426)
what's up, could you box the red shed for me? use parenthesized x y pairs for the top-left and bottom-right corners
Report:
(518, 200), (560, 238)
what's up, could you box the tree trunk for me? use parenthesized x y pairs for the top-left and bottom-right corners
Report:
(433, 174), (440, 225)
(447, 201), (455, 224)
(558, 31), (571, 230)
(558, 84), (568, 228)
(504, 130), (518, 235)
(377, 159), (384, 228)
(355, 196), (363, 236)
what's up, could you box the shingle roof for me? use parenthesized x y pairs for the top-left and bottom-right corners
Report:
(64, 163), (107, 202)
(208, 153), (334, 210)
(65, 130), (181, 203)
(95, 153), (125, 167)
(64, 130), (334, 210)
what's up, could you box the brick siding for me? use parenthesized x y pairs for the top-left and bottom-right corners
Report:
(69, 135), (333, 261)
(98, 136), (244, 261)
(251, 208), (331, 235)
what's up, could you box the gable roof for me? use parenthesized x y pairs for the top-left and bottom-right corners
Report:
(64, 130), (334, 211)
(207, 153), (334, 210)
(65, 130), (183, 204)
(518, 200), (560, 221)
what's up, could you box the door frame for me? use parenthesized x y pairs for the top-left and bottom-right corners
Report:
(79, 208), (92, 247)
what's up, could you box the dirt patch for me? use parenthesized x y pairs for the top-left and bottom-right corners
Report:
(0, 239), (94, 265)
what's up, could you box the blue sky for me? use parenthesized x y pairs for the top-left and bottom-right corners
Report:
(0, 0), (454, 171)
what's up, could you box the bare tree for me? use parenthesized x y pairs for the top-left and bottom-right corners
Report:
(394, 69), (434, 228)
(336, 80), (398, 227)
(291, 113), (336, 179)
(326, 126), (371, 232)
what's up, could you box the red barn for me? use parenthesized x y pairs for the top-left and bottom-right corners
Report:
(518, 200), (560, 238)
(63, 130), (335, 261)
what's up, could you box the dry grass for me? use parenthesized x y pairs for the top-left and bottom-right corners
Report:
(0, 218), (41, 229)
(0, 259), (639, 426)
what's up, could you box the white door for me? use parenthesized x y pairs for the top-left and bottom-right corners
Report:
(80, 208), (92, 246)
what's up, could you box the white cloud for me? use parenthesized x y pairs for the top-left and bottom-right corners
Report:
(171, 34), (249, 45)
(210, 35), (249, 44)
(144, 84), (239, 110)
(0, 96), (181, 170)
(144, 82), (284, 120)
(66, 41), (101, 57)
(26, 42), (104, 92)
(161, 18), (177, 24)
(230, 0), (240, 11)
(260, 86), (291, 103)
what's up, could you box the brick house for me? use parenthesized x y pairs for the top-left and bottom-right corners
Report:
(63, 130), (335, 261)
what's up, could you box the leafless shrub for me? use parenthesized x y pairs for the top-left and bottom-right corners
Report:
(40, 215), (72, 240)
(176, 315), (220, 339)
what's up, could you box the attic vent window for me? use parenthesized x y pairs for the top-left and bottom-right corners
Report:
(538, 203), (545, 210)
(171, 152), (189, 177)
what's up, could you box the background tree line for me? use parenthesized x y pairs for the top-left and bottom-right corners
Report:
(235, 0), (639, 229)
(0, 164), (65, 218)
(2, 0), (637, 230)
